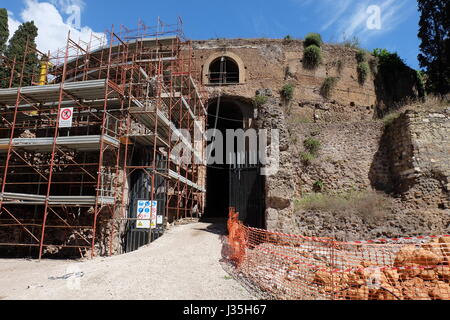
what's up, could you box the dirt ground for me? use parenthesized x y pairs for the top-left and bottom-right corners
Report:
(0, 222), (254, 300)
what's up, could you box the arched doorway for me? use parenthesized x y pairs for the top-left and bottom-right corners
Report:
(204, 96), (265, 228)
(208, 57), (240, 84)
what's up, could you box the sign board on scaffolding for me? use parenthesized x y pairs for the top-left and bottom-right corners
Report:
(136, 200), (158, 229)
(59, 107), (73, 128)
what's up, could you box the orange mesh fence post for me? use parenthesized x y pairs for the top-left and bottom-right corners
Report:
(227, 207), (246, 266)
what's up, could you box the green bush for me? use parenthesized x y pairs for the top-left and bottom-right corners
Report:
(357, 62), (370, 85)
(372, 48), (407, 70)
(303, 137), (321, 155)
(320, 77), (338, 98)
(303, 45), (322, 69)
(254, 95), (268, 106)
(304, 33), (323, 48)
(281, 83), (295, 100)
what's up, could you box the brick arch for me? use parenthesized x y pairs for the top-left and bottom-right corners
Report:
(202, 52), (246, 85)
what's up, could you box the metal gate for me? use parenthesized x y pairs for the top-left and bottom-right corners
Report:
(125, 151), (166, 253)
(229, 151), (265, 229)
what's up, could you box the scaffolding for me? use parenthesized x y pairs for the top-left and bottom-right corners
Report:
(0, 18), (208, 259)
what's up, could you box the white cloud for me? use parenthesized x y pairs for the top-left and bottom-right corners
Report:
(49, 0), (86, 12)
(320, 0), (353, 31)
(7, 0), (104, 54)
(304, 0), (413, 44)
(7, 11), (21, 40)
(291, 0), (414, 45)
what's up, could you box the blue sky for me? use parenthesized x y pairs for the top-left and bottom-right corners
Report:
(3, 0), (421, 69)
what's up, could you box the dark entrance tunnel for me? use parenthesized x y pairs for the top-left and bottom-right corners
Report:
(204, 97), (265, 228)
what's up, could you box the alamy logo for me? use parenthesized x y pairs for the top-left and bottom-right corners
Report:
(51, 0), (82, 30)
(366, 5), (382, 30)
(171, 122), (280, 176)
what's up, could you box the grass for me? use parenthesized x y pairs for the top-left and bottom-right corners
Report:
(294, 191), (392, 222)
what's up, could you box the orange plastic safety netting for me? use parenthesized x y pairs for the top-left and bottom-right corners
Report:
(226, 209), (450, 300)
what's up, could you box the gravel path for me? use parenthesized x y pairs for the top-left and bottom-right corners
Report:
(0, 222), (254, 300)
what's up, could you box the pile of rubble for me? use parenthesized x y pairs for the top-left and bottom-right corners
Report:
(313, 237), (450, 300)
(233, 235), (450, 300)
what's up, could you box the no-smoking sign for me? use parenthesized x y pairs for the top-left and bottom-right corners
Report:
(59, 107), (73, 128)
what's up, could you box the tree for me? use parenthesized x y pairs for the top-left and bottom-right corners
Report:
(4, 21), (39, 87)
(0, 8), (8, 54)
(417, 0), (450, 95)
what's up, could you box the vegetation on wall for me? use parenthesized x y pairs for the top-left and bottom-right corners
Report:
(340, 35), (360, 49)
(357, 62), (370, 85)
(300, 152), (315, 165)
(320, 76), (338, 98)
(283, 35), (293, 43)
(281, 83), (295, 101)
(304, 33), (323, 48)
(356, 49), (367, 63)
(303, 137), (321, 155)
(355, 49), (370, 85)
(300, 137), (322, 166)
(303, 44), (322, 69)
(302, 33), (323, 70)
(254, 95), (268, 106)
(373, 48), (407, 71)
(313, 180), (325, 193)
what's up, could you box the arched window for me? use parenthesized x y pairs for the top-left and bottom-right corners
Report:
(208, 57), (240, 84)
